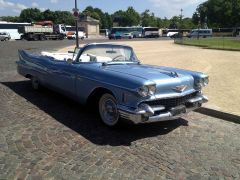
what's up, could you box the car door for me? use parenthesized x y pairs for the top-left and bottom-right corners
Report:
(74, 63), (97, 103)
(47, 60), (76, 97)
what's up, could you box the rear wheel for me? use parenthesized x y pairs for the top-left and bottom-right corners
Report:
(98, 93), (119, 127)
(33, 35), (39, 41)
(39, 35), (46, 41)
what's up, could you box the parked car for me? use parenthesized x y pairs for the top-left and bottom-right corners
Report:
(17, 43), (209, 127)
(167, 32), (179, 38)
(187, 29), (213, 38)
(0, 32), (11, 41)
(108, 32), (122, 39)
(131, 31), (142, 38)
(67, 31), (86, 40)
(169, 32), (183, 39)
(121, 32), (133, 39)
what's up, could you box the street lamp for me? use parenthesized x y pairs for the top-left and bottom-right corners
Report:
(197, 12), (200, 39)
(180, 9), (183, 27)
(180, 8), (183, 37)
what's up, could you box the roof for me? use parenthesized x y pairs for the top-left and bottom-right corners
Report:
(79, 16), (99, 24)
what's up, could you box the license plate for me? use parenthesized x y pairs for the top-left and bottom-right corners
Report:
(170, 105), (186, 116)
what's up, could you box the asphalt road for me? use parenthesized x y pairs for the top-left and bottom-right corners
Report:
(0, 39), (240, 179)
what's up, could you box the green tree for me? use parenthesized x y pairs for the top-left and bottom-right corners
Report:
(124, 7), (140, 26)
(19, 8), (43, 22)
(193, 0), (240, 28)
(82, 6), (100, 20)
(43, 9), (55, 22)
(169, 16), (179, 29)
(182, 18), (195, 29)
(192, 12), (200, 25)
(1, 16), (20, 22)
(141, 10), (157, 27)
(53, 11), (75, 25)
(112, 7), (140, 27)
(112, 10), (126, 26)
(104, 12), (113, 29)
(82, 6), (111, 29)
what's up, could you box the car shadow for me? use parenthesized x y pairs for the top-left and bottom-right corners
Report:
(1, 80), (189, 146)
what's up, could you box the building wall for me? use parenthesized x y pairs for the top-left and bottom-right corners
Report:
(79, 22), (99, 37)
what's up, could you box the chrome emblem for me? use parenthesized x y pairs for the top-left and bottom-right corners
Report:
(172, 85), (188, 93)
(170, 71), (178, 78)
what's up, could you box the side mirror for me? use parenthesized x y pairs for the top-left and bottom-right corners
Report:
(66, 58), (73, 63)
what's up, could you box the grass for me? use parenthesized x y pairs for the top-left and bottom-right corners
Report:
(175, 37), (240, 51)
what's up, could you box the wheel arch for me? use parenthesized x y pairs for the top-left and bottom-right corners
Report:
(86, 87), (116, 107)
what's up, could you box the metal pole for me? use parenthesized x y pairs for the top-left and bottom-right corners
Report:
(180, 8), (183, 37)
(232, 0), (237, 36)
(75, 0), (79, 48)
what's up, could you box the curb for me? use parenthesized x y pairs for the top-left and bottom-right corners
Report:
(195, 107), (240, 124)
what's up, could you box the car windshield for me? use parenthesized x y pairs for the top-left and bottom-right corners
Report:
(78, 45), (139, 63)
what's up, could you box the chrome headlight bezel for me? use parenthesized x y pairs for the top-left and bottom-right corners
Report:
(138, 84), (156, 97)
(195, 76), (209, 88)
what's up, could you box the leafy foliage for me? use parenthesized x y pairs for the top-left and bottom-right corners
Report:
(2, 2), (239, 29)
(0, 6), (196, 29)
(8, 8), (75, 25)
(82, 6), (112, 29)
(19, 8), (43, 22)
(1, 16), (20, 22)
(192, 0), (240, 28)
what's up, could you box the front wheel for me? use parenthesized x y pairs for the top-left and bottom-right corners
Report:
(98, 93), (119, 127)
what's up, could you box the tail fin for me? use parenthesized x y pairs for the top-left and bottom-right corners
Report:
(18, 49), (31, 62)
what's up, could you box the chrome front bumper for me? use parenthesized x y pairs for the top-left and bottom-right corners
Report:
(118, 94), (208, 124)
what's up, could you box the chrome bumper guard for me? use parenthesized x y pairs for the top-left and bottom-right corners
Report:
(118, 95), (208, 124)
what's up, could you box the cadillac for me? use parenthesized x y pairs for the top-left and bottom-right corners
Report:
(17, 43), (209, 126)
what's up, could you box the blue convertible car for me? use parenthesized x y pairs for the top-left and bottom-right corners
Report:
(17, 43), (209, 126)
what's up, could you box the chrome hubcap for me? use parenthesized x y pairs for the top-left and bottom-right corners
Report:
(99, 94), (119, 126)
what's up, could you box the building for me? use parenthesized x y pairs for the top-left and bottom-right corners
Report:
(78, 16), (99, 38)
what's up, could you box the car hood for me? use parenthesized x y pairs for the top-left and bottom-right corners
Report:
(103, 64), (195, 96)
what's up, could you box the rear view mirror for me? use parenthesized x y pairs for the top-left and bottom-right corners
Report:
(68, 51), (74, 54)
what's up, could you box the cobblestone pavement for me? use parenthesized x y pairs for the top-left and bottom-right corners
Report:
(0, 41), (240, 179)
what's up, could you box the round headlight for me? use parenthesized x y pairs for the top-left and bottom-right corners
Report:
(195, 77), (209, 88)
(203, 76), (209, 86)
(148, 85), (156, 95)
(138, 86), (149, 97)
(138, 85), (156, 97)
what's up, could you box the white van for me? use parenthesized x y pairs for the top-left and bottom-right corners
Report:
(188, 29), (212, 38)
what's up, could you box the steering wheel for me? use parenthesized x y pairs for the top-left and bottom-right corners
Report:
(112, 55), (126, 61)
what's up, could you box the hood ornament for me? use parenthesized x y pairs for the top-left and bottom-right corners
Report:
(170, 71), (178, 78)
(172, 85), (188, 93)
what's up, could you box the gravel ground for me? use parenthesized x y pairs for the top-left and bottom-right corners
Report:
(0, 39), (240, 179)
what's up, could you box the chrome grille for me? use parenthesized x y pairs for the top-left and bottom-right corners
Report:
(145, 92), (198, 109)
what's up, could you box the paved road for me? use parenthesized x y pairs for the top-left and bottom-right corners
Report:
(0, 40), (240, 179)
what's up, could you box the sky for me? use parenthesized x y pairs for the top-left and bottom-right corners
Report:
(0, 0), (207, 18)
